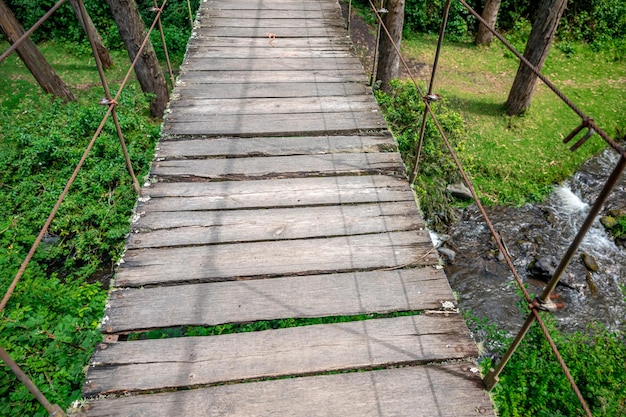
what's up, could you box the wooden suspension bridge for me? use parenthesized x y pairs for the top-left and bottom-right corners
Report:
(79, 0), (495, 415)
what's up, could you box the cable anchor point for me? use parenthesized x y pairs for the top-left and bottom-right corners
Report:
(530, 295), (564, 312)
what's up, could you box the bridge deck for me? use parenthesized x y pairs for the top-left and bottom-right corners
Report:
(81, 0), (494, 415)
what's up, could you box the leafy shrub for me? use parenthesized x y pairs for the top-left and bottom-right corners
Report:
(481, 314), (626, 417)
(376, 79), (468, 230)
(0, 85), (160, 415)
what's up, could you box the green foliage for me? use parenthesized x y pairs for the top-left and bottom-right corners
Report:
(375, 80), (468, 229)
(0, 85), (160, 415)
(404, 0), (476, 41)
(3, 0), (200, 63)
(481, 315), (626, 417)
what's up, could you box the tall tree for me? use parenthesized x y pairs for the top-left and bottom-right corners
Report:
(0, 0), (75, 101)
(506, 0), (567, 116)
(475, 0), (502, 46)
(376, 0), (405, 93)
(69, 0), (113, 69)
(105, 0), (169, 117)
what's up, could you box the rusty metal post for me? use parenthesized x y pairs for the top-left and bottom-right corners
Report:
(153, 0), (176, 88)
(76, 0), (140, 194)
(0, 345), (66, 416)
(369, 0), (385, 86)
(409, 0), (451, 184)
(187, 0), (194, 29)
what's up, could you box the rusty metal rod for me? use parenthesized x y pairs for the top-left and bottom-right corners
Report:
(410, 0), (451, 184)
(187, 0), (194, 29)
(0, 345), (66, 416)
(369, 0), (385, 86)
(76, 0), (140, 194)
(153, 0), (176, 88)
(0, 0), (67, 64)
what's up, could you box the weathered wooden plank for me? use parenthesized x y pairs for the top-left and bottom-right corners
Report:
(86, 315), (475, 395)
(129, 202), (422, 248)
(203, 0), (336, 11)
(156, 135), (396, 158)
(184, 46), (352, 59)
(171, 82), (372, 99)
(150, 153), (403, 180)
(180, 57), (363, 72)
(81, 365), (493, 417)
(189, 36), (351, 48)
(200, 18), (343, 29)
(162, 111), (386, 136)
(196, 26), (341, 37)
(140, 175), (415, 211)
(103, 268), (453, 333)
(203, 9), (340, 20)
(115, 231), (438, 287)
(176, 69), (365, 83)
(167, 96), (378, 115)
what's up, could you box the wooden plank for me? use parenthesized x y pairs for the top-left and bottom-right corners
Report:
(176, 69), (365, 83)
(129, 202), (422, 248)
(188, 36), (351, 48)
(150, 153), (403, 180)
(200, 18), (343, 29)
(155, 133), (392, 154)
(180, 57), (363, 72)
(203, 0), (336, 11)
(195, 26), (341, 37)
(171, 82), (371, 99)
(103, 268), (453, 333)
(140, 175), (415, 211)
(86, 315), (476, 395)
(114, 231), (438, 287)
(162, 111), (386, 136)
(156, 135), (396, 158)
(203, 9), (340, 20)
(81, 365), (494, 417)
(166, 96), (378, 115)
(184, 46), (352, 59)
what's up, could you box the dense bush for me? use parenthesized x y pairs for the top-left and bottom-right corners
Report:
(375, 80), (468, 230)
(476, 314), (626, 416)
(0, 86), (161, 415)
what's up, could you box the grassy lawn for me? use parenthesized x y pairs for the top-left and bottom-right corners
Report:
(399, 33), (625, 205)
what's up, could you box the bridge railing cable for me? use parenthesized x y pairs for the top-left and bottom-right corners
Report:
(0, 1), (177, 414)
(364, 1), (626, 416)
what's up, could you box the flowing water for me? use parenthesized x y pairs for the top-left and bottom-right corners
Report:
(441, 148), (626, 334)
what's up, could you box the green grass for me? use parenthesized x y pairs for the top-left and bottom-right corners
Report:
(398, 33), (625, 205)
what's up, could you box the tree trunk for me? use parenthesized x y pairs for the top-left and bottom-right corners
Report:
(0, 0), (75, 101)
(475, 0), (502, 46)
(105, 0), (169, 117)
(375, 0), (405, 93)
(69, 0), (113, 69)
(505, 0), (567, 116)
